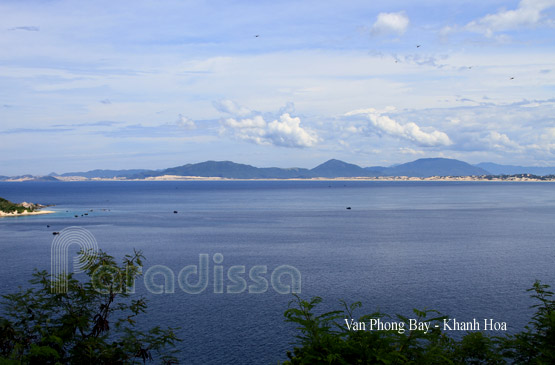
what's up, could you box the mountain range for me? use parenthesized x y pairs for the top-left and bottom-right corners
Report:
(3, 158), (555, 181)
(475, 163), (555, 176)
(120, 158), (492, 179)
(4, 158), (551, 181)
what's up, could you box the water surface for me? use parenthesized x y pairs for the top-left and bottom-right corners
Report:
(1, 181), (554, 363)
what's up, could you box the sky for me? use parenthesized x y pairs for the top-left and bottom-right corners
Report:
(1, 0), (554, 175)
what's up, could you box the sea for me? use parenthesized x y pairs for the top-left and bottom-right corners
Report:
(1, 180), (554, 364)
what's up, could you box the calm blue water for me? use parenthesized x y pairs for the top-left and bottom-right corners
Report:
(1, 181), (555, 364)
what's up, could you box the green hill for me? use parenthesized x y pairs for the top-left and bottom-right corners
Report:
(0, 197), (31, 214)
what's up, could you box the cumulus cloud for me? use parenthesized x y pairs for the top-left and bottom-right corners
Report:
(224, 115), (266, 130)
(267, 114), (318, 147)
(213, 99), (252, 117)
(215, 100), (317, 147)
(222, 113), (318, 148)
(371, 12), (409, 36)
(465, 0), (555, 36)
(176, 114), (196, 129)
(345, 108), (452, 147)
(484, 131), (524, 152)
(337, 99), (555, 164)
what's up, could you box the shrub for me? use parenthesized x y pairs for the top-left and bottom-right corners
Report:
(284, 281), (554, 364)
(0, 249), (181, 364)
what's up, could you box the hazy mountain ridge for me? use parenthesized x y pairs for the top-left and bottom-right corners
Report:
(0, 175), (60, 182)
(59, 169), (152, 179)
(475, 163), (555, 176)
(4, 158), (555, 180)
(384, 158), (489, 177)
(309, 159), (369, 177)
(131, 161), (313, 179)
(80, 158), (490, 179)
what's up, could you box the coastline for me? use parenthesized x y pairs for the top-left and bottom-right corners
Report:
(0, 210), (55, 217)
(57, 175), (555, 182)
(1, 175), (554, 183)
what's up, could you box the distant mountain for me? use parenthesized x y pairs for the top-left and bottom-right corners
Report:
(475, 163), (555, 176)
(25, 176), (60, 182)
(13, 158), (552, 180)
(364, 166), (387, 174)
(309, 159), (372, 177)
(0, 175), (59, 182)
(61, 169), (152, 178)
(131, 161), (311, 179)
(384, 158), (489, 177)
(130, 158), (488, 179)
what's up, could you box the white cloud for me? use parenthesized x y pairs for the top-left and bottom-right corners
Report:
(216, 100), (318, 148)
(213, 99), (252, 117)
(267, 113), (318, 147)
(222, 113), (318, 148)
(176, 114), (196, 130)
(345, 108), (452, 147)
(465, 0), (555, 36)
(224, 115), (266, 129)
(543, 127), (555, 139)
(345, 125), (364, 134)
(399, 147), (425, 155)
(484, 131), (523, 152)
(371, 12), (409, 36)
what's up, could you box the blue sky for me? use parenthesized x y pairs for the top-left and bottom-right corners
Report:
(1, 0), (554, 175)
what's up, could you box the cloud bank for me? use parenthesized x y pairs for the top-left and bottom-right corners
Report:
(345, 108), (452, 147)
(466, 0), (555, 36)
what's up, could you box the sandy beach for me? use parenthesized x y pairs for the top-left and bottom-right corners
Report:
(129, 175), (555, 182)
(4, 174), (554, 182)
(0, 210), (55, 217)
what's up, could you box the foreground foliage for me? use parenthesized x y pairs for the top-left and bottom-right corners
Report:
(1, 246), (552, 364)
(0, 250), (180, 364)
(284, 281), (555, 364)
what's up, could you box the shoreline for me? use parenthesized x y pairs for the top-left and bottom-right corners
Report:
(0, 210), (55, 217)
(50, 175), (555, 182)
(1, 175), (554, 183)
